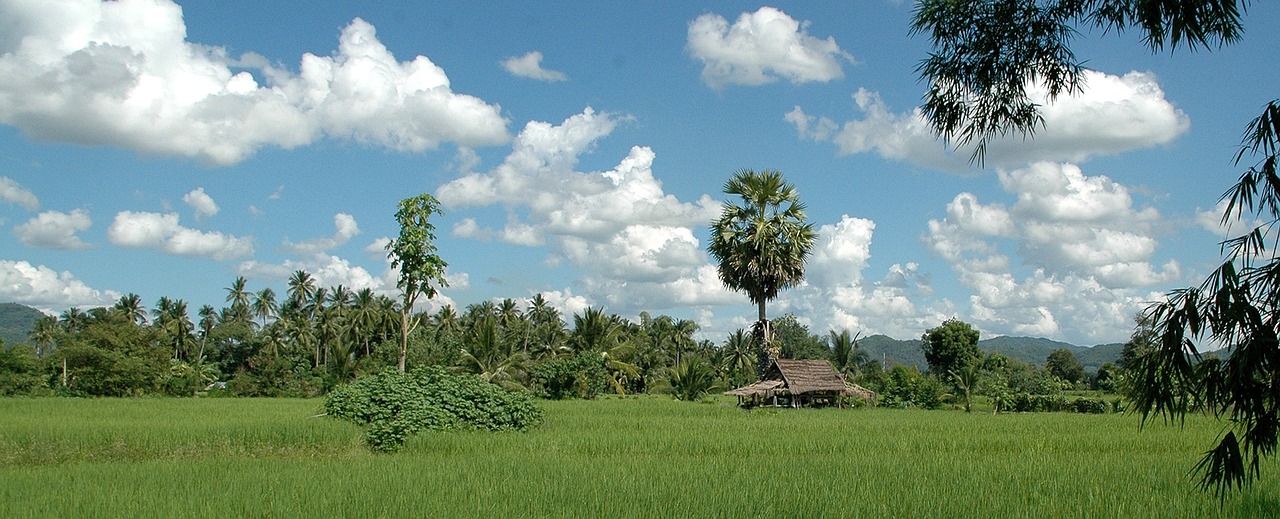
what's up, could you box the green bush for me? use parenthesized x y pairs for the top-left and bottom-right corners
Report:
(1072, 398), (1108, 414)
(532, 353), (609, 400)
(324, 366), (543, 452)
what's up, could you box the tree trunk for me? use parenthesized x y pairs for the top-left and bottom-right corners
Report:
(398, 310), (409, 374)
(754, 299), (773, 380)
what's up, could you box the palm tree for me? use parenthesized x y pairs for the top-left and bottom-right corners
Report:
(829, 329), (868, 380)
(196, 304), (217, 360)
(59, 307), (87, 333)
(721, 328), (755, 384)
(29, 315), (60, 357)
(113, 293), (147, 326)
(286, 270), (318, 315)
(224, 276), (251, 323)
(571, 307), (622, 353)
(707, 168), (816, 377)
(251, 287), (278, 329)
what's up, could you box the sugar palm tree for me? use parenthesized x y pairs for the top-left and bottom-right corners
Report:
(708, 169), (816, 376)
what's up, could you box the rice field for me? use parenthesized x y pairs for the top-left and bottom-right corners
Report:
(1, 397), (1277, 518)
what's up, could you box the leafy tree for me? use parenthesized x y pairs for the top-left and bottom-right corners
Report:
(772, 314), (827, 360)
(911, 0), (1270, 496)
(386, 194), (450, 374)
(1045, 348), (1085, 385)
(708, 169), (816, 377)
(0, 342), (45, 395)
(921, 319), (980, 377)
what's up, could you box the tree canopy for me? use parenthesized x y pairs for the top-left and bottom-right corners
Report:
(921, 318), (980, 377)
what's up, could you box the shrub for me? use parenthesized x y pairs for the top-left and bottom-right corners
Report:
(1072, 398), (1108, 414)
(324, 366), (543, 452)
(532, 353), (609, 400)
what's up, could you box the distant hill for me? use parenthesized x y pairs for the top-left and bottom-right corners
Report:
(855, 333), (1124, 373)
(0, 303), (44, 347)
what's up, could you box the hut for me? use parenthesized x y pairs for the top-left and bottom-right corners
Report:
(725, 358), (876, 408)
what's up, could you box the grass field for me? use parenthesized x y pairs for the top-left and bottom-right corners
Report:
(2, 397), (1277, 518)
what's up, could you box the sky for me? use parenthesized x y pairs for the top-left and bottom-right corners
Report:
(0, 0), (1275, 346)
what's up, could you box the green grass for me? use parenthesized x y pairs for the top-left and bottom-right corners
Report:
(1, 396), (1277, 518)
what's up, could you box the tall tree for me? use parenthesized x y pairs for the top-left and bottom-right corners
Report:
(921, 319), (980, 378)
(386, 193), (449, 373)
(707, 169), (816, 377)
(910, 0), (1268, 495)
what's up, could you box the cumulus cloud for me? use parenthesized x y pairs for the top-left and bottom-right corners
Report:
(14, 209), (92, 249)
(280, 213), (360, 254)
(0, 260), (118, 310)
(0, 1), (509, 165)
(687, 7), (852, 89)
(438, 108), (732, 314)
(107, 210), (252, 259)
(501, 51), (567, 82)
(923, 162), (1177, 342)
(0, 176), (39, 210)
(790, 70), (1189, 171)
(182, 187), (219, 218)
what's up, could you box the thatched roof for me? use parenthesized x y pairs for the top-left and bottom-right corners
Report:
(770, 358), (846, 394)
(724, 379), (783, 397)
(725, 358), (877, 400)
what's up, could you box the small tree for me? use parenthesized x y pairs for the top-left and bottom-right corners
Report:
(386, 194), (449, 374)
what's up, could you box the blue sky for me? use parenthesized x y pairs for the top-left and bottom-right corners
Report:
(0, 0), (1275, 345)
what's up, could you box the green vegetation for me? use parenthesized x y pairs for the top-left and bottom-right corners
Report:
(2, 397), (1276, 517)
(324, 367), (542, 452)
(0, 303), (43, 347)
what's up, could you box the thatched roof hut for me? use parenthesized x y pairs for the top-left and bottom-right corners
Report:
(725, 358), (876, 408)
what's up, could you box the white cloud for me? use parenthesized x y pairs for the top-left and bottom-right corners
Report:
(501, 51), (567, 82)
(0, 260), (118, 310)
(438, 108), (731, 315)
(182, 187), (219, 218)
(107, 210), (252, 259)
(0, 2), (509, 165)
(280, 213), (360, 254)
(0, 176), (39, 210)
(687, 7), (852, 89)
(14, 209), (92, 249)
(923, 162), (1178, 342)
(790, 70), (1189, 171)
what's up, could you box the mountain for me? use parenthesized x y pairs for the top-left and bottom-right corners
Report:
(854, 334), (1124, 373)
(0, 303), (44, 347)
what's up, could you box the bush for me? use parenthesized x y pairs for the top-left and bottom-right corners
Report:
(1072, 398), (1108, 414)
(668, 358), (719, 402)
(324, 366), (543, 452)
(532, 353), (609, 400)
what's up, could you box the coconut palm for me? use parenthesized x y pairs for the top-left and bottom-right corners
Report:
(829, 329), (868, 380)
(29, 315), (60, 357)
(571, 307), (622, 353)
(251, 288), (278, 329)
(721, 328), (755, 384)
(707, 168), (816, 375)
(286, 270), (318, 315)
(224, 276), (252, 323)
(114, 293), (148, 326)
